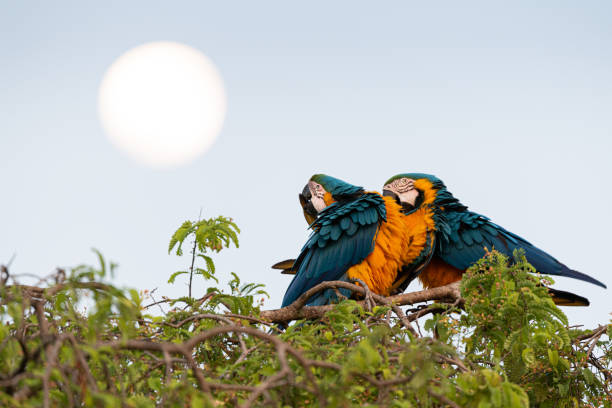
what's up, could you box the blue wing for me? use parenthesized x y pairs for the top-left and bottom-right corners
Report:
(438, 210), (606, 288)
(281, 193), (387, 307)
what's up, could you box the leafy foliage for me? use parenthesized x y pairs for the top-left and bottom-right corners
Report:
(168, 216), (239, 256)
(168, 215), (239, 295)
(457, 250), (609, 407)
(0, 217), (609, 407)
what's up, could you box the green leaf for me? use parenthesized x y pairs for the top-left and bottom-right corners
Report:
(521, 347), (534, 365)
(92, 248), (106, 277)
(547, 349), (559, 368)
(168, 270), (188, 284)
(198, 254), (216, 275)
(168, 220), (193, 255)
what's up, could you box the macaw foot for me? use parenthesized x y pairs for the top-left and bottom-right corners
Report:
(350, 278), (375, 312)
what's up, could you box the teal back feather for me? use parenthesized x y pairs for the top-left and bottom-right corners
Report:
(281, 192), (387, 307)
(387, 173), (607, 289)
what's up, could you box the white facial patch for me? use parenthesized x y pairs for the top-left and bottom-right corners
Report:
(384, 178), (420, 206)
(308, 181), (328, 212)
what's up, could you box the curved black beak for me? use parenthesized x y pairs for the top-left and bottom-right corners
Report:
(383, 189), (400, 205)
(299, 184), (318, 224)
(384, 189), (417, 213)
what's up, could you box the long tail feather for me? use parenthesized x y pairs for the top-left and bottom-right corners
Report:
(271, 259), (297, 275)
(521, 246), (607, 288)
(547, 287), (590, 307)
(553, 268), (607, 289)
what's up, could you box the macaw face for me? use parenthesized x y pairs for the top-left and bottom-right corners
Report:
(383, 177), (421, 211)
(299, 181), (328, 224)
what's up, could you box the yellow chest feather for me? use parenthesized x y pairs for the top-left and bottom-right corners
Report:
(346, 196), (435, 296)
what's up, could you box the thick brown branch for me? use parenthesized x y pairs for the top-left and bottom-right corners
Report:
(260, 281), (462, 324)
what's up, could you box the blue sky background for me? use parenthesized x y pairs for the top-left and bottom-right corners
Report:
(1, 1), (610, 327)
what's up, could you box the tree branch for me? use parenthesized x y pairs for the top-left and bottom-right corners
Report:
(259, 281), (462, 324)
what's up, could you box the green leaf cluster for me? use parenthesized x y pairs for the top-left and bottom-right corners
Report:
(168, 216), (239, 256)
(167, 215), (239, 292)
(457, 250), (609, 407)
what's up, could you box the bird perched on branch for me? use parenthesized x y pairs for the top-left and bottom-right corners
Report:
(281, 174), (432, 307)
(381, 173), (607, 306)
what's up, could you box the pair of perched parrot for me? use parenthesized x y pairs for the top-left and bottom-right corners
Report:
(275, 174), (606, 308)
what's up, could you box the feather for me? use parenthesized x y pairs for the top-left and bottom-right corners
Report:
(281, 192), (386, 307)
(340, 217), (351, 231)
(330, 225), (342, 241)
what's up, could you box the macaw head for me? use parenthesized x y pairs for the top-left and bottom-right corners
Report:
(299, 174), (364, 224)
(383, 173), (463, 213)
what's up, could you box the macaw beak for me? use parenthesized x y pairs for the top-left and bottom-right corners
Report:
(299, 184), (318, 224)
(384, 188), (417, 213)
(383, 189), (400, 205)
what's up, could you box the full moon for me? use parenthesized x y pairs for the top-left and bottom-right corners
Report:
(98, 42), (226, 168)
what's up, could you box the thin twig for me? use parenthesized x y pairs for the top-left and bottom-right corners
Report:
(188, 236), (198, 299)
(428, 389), (461, 408)
(188, 209), (203, 299)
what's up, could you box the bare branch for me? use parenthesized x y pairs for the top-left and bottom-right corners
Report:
(260, 281), (462, 324)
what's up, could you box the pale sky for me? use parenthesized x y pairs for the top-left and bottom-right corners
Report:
(1, 1), (610, 328)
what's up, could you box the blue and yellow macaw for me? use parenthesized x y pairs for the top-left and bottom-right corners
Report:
(281, 174), (426, 307)
(382, 173), (607, 305)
